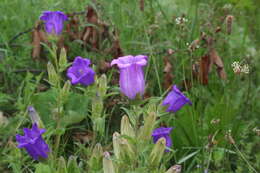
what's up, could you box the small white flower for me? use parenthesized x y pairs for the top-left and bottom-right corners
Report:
(241, 64), (249, 74)
(175, 17), (188, 25)
(231, 61), (249, 74)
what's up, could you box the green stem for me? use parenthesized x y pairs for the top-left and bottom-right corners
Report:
(233, 143), (258, 173)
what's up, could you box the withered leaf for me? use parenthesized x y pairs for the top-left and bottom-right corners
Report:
(199, 54), (211, 85)
(209, 48), (227, 80)
(66, 14), (81, 41)
(163, 55), (173, 89)
(140, 0), (144, 11)
(73, 131), (94, 144)
(32, 21), (47, 60)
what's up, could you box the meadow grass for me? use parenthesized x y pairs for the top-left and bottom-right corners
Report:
(0, 0), (259, 172)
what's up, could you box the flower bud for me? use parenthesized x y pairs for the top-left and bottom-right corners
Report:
(119, 137), (135, 161)
(165, 165), (182, 173)
(59, 47), (68, 72)
(88, 143), (103, 171)
(112, 132), (121, 159)
(103, 152), (115, 173)
(27, 106), (44, 128)
(120, 115), (135, 138)
(138, 112), (156, 141)
(47, 62), (59, 87)
(149, 137), (166, 167)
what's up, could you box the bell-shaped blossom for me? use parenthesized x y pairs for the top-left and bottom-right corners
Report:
(111, 55), (148, 99)
(16, 123), (50, 160)
(152, 127), (173, 152)
(40, 11), (68, 35)
(162, 85), (192, 113)
(67, 56), (95, 86)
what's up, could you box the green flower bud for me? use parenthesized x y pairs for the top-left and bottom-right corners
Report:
(138, 112), (156, 141)
(58, 47), (68, 72)
(112, 132), (121, 159)
(120, 115), (135, 138)
(103, 152), (115, 173)
(149, 137), (166, 167)
(47, 62), (59, 87)
(165, 165), (182, 173)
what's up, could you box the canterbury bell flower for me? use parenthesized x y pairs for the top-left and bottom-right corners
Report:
(111, 55), (148, 99)
(152, 127), (173, 152)
(67, 56), (95, 86)
(40, 11), (68, 35)
(16, 123), (50, 160)
(162, 85), (192, 113)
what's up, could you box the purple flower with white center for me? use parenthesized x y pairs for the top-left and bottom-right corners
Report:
(162, 85), (192, 113)
(40, 11), (68, 35)
(152, 127), (173, 152)
(16, 123), (50, 160)
(67, 56), (95, 86)
(111, 55), (148, 99)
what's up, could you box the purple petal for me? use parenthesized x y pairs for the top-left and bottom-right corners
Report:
(152, 127), (173, 136)
(119, 64), (145, 99)
(66, 57), (95, 86)
(78, 68), (95, 86)
(40, 11), (68, 35)
(162, 85), (192, 113)
(111, 55), (147, 68)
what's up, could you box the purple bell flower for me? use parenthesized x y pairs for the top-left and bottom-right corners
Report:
(152, 127), (173, 152)
(162, 85), (192, 113)
(16, 123), (50, 160)
(40, 11), (68, 35)
(67, 56), (95, 86)
(111, 55), (148, 99)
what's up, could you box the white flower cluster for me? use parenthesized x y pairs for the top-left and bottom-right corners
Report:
(231, 61), (250, 74)
(175, 17), (188, 25)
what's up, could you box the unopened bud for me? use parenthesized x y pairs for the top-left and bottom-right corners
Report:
(88, 143), (103, 170)
(121, 115), (135, 138)
(27, 106), (44, 128)
(103, 152), (115, 173)
(119, 137), (135, 161)
(149, 137), (166, 167)
(112, 132), (121, 159)
(58, 47), (68, 72)
(138, 112), (156, 141)
(47, 62), (59, 87)
(166, 164), (182, 173)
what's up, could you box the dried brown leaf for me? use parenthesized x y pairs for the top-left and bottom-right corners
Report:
(73, 131), (94, 144)
(199, 54), (211, 85)
(31, 21), (47, 60)
(140, 0), (144, 11)
(66, 15), (81, 40)
(209, 48), (227, 80)
(163, 55), (173, 89)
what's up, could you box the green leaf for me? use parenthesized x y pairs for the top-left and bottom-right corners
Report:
(35, 163), (52, 173)
(60, 110), (86, 127)
(177, 150), (200, 164)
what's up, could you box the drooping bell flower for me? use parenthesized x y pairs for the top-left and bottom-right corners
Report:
(16, 123), (50, 160)
(152, 127), (173, 152)
(67, 56), (95, 86)
(111, 55), (148, 99)
(40, 11), (68, 35)
(162, 85), (192, 113)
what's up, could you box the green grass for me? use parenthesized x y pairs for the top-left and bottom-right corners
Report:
(0, 0), (259, 172)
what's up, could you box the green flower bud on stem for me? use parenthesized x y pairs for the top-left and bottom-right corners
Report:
(103, 152), (115, 173)
(138, 112), (156, 141)
(121, 115), (135, 138)
(149, 137), (166, 167)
